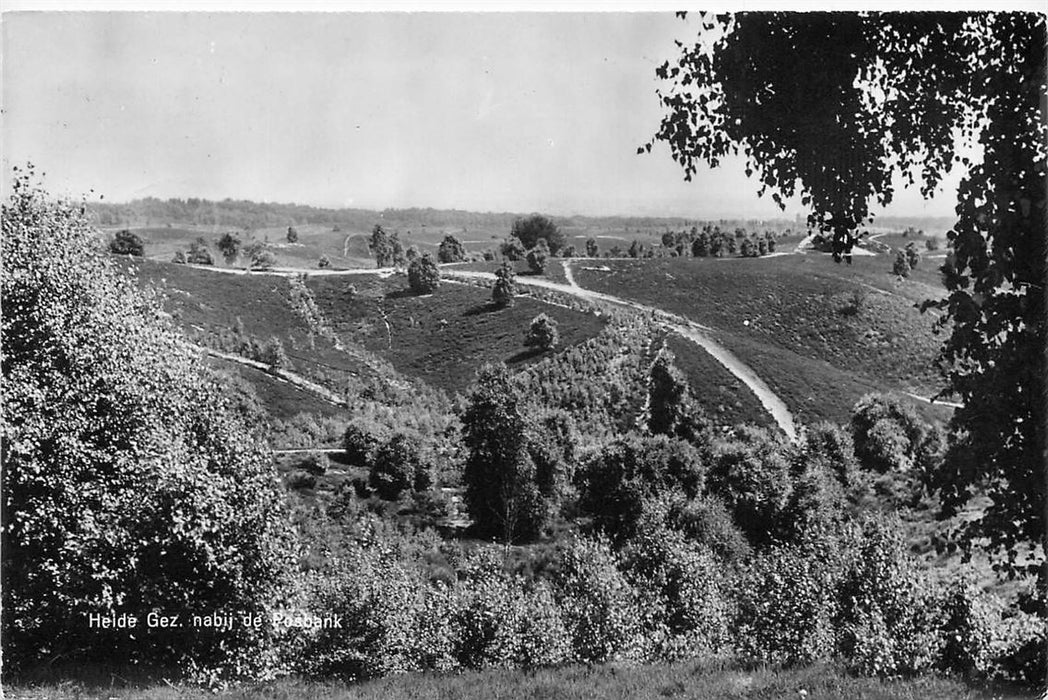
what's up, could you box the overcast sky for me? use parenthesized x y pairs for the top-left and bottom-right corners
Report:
(2, 9), (976, 218)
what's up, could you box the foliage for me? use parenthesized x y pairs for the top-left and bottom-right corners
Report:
(186, 236), (214, 265)
(108, 229), (144, 256)
(368, 225), (401, 268)
(318, 254), (331, 268)
(217, 232), (241, 264)
(286, 225), (298, 243)
(461, 363), (549, 543)
(585, 237), (599, 257)
(407, 253), (441, 295)
(1, 172), (296, 677)
(523, 313), (559, 352)
(511, 214), (565, 255)
(369, 432), (431, 500)
(249, 243), (277, 270)
(343, 419), (386, 465)
(260, 335), (291, 369)
(490, 262), (517, 308)
(892, 251), (910, 277)
(576, 433), (706, 544)
(552, 536), (646, 663)
(646, 349), (710, 444)
(850, 394), (936, 475)
(525, 238), (550, 273)
(648, 11), (1046, 578)
(499, 235), (526, 261)
(437, 234), (466, 263)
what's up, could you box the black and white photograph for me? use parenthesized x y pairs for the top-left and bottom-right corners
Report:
(2, 2), (1046, 697)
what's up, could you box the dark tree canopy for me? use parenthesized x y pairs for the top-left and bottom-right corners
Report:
(511, 215), (565, 255)
(649, 11), (1046, 578)
(108, 229), (144, 256)
(407, 253), (441, 295)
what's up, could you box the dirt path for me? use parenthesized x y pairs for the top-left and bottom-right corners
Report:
(199, 346), (348, 407)
(459, 263), (799, 441)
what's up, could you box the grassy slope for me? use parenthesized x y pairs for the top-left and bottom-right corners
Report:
(573, 255), (951, 425)
(9, 660), (1030, 700)
(307, 274), (606, 394)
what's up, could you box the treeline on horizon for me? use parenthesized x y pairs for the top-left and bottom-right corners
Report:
(87, 196), (956, 235)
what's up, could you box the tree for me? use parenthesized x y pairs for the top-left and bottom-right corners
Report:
(526, 238), (550, 274)
(369, 224), (394, 267)
(649, 11), (1046, 578)
(318, 254), (331, 268)
(438, 234), (466, 263)
(500, 235), (526, 261)
(1, 172), (295, 674)
(511, 214), (565, 255)
(407, 253), (441, 295)
(218, 232), (241, 264)
(492, 262), (517, 308)
(108, 229), (144, 256)
(369, 432), (430, 500)
(461, 364), (549, 542)
(905, 241), (921, 269)
(627, 240), (644, 259)
(892, 251), (911, 278)
(249, 243), (276, 270)
(186, 236), (214, 265)
(260, 336), (290, 369)
(286, 225), (298, 243)
(524, 313), (559, 352)
(585, 237), (600, 257)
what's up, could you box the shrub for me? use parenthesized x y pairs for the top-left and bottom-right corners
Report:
(511, 214), (565, 255)
(186, 236), (214, 265)
(524, 313), (559, 351)
(665, 494), (752, 564)
(343, 419), (384, 465)
(837, 516), (943, 677)
(850, 394), (932, 475)
(461, 364), (550, 542)
(453, 552), (571, 669)
(108, 229), (144, 256)
(905, 241), (921, 269)
(286, 469), (317, 490)
(298, 451), (330, 476)
(892, 250), (910, 277)
(172, 250), (187, 264)
(499, 235), (526, 261)
(618, 524), (734, 658)
(585, 237), (599, 257)
(369, 432), (430, 500)
(491, 262), (517, 308)
(576, 433), (706, 543)
(407, 253), (441, 295)
(526, 239), (550, 273)
(2, 174), (295, 677)
(217, 232), (241, 264)
(250, 245), (277, 270)
(286, 226), (298, 243)
(925, 236), (941, 251)
(735, 528), (846, 666)
(437, 234), (466, 263)
(707, 426), (795, 546)
(553, 537), (646, 663)
(318, 254), (331, 268)
(936, 579), (1006, 680)
(260, 336), (291, 369)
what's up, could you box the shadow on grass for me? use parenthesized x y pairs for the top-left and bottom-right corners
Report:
(506, 348), (546, 364)
(463, 303), (500, 317)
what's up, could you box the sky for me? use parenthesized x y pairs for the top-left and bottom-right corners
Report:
(0, 7), (1001, 219)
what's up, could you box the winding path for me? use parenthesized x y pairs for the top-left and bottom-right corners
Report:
(448, 262), (799, 441)
(172, 259), (801, 440)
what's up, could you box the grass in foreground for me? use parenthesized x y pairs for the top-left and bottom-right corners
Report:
(7, 659), (1035, 700)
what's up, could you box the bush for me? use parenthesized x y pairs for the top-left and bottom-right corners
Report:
(491, 262), (517, 308)
(437, 234), (466, 263)
(511, 214), (565, 255)
(260, 336), (291, 369)
(172, 250), (186, 264)
(707, 426), (794, 546)
(499, 236), (526, 261)
(299, 451), (330, 476)
(735, 529), (846, 666)
(553, 537), (646, 663)
(618, 524), (734, 658)
(576, 433), (706, 543)
(526, 239), (550, 273)
(108, 229), (144, 256)
(407, 253), (441, 295)
(892, 251), (910, 277)
(524, 313), (559, 351)
(369, 432), (430, 500)
(318, 254), (331, 268)
(837, 516), (942, 677)
(218, 232), (241, 264)
(286, 469), (317, 490)
(286, 226), (298, 243)
(250, 245), (277, 270)
(665, 494), (752, 564)
(850, 394), (933, 475)
(343, 419), (384, 465)
(2, 174), (295, 677)
(186, 236), (214, 265)
(936, 579), (1006, 680)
